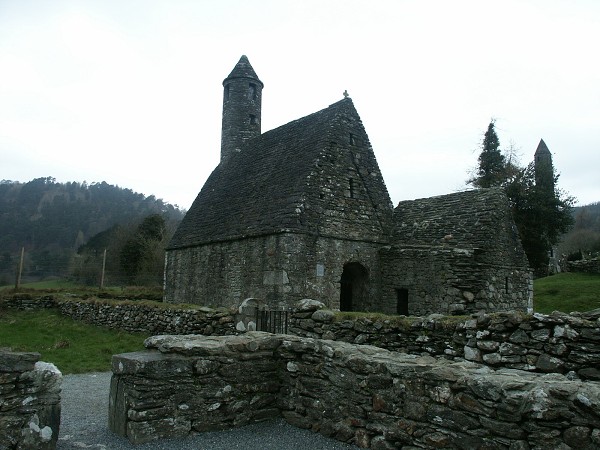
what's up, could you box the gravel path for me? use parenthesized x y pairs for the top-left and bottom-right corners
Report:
(57, 372), (359, 450)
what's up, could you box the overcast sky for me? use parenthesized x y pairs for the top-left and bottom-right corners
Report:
(1, 0), (598, 210)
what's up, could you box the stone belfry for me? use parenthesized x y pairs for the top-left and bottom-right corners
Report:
(220, 55), (263, 162)
(534, 139), (554, 194)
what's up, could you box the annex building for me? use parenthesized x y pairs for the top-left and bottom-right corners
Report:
(164, 56), (532, 315)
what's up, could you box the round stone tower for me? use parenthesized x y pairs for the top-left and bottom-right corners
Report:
(220, 55), (263, 162)
(534, 138), (554, 194)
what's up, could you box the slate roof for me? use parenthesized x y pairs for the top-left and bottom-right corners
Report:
(168, 98), (370, 249)
(391, 189), (525, 260)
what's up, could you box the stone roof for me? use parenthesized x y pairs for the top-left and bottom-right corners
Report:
(534, 138), (551, 157)
(168, 98), (389, 249)
(391, 189), (528, 265)
(223, 55), (263, 87)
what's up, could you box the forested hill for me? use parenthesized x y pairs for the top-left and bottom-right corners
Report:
(0, 176), (184, 257)
(559, 202), (600, 258)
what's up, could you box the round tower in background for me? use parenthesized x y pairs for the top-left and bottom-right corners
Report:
(534, 139), (554, 194)
(220, 55), (263, 162)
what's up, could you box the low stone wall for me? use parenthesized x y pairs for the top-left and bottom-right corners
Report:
(3, 294), (599, 381)
(290, 302), (600, 380)
(0, 351), (62, 450)
(1, 294), (239, 336)
(109, 333), (600, 449)
(568, 258), (600, 274)
(109, 334), (282, 444)
(58, 300), (237, 335)
(0, 293), (58, 310)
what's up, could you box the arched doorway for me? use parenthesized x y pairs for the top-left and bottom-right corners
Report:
(339, 262), (369, 311)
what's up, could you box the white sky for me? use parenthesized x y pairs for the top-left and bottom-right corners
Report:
(1, 0), (599, 210)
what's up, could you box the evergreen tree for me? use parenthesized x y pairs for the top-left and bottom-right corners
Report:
(506, 164), (573, 273)
(119, 215), (167, 285)
(471, 120), (506, 188)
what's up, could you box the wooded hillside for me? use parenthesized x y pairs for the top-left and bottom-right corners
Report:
(559, 202), (600, 259)
(0, 177), (184, 285)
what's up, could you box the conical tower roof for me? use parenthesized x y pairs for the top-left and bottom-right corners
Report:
(535, 138), (551, 156)
(223, 55), (263, 87)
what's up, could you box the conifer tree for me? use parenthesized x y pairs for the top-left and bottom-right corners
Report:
(471, 120), (506, 188)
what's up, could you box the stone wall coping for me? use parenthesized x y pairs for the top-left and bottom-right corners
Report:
(144, 332), (280, 356)
(124, 333), (600, 387)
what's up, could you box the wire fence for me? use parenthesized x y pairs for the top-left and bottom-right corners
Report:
(0, 248), (164, 288)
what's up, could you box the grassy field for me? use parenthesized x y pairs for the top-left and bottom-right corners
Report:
(0, 308), (148, 374)
(0, 280), (164, 302)
(0, 279), (81, 291)
(533, 272), (600, 314)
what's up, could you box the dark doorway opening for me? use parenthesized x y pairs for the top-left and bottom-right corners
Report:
(396, 288), (409, 315)
(339, 262), (369, 312)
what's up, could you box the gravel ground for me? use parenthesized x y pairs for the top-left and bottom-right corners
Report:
(57, 372), (359, 450)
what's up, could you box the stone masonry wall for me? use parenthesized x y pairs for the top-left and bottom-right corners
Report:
(165, 233), (385, 311)
(0, 293), (58, 310)
(109, 334), (282, 444)
(109, 333), (600, 449)
(58, 300), (237, 336)
(3, 294), (599, 380)
(0, 293), (238, 335)
(568, 258), (600, 274)
(380, 246), (532, 316)
(0, 351), (61, 450)
(290, 301), (600, 380)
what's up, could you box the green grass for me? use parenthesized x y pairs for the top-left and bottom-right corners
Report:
(534, 272), (600, 314)
(1, 281), (165, 302)
(0, 308), (148, 374)
(0, 279), (81, 291)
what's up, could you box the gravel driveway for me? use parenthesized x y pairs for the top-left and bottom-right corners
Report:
(57, 372), (359, 450)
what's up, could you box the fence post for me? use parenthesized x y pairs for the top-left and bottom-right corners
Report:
(99, 249), (107, 289)
(15, 247), (24, 290)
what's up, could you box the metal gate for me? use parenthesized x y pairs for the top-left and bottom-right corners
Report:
(256, 308), (290, 334)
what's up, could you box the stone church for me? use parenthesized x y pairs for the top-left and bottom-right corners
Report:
(164, 56), (532, 315)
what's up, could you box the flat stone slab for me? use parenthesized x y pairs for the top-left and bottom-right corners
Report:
(144, 331), (282, 356)
(0, 350), (40, 372)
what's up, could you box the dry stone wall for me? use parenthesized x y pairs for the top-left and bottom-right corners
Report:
(0, 351), (61, 450)
(109, 334), (282, 444)
(3, 294), (599, 381)
(568, 258), (600, 274)
(0, 293), (58, 310)
(58, 300), (237, 335)
(1, 294), (240, 335)
(290, 301), (600, 380)
(109, 333), (600, 449)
